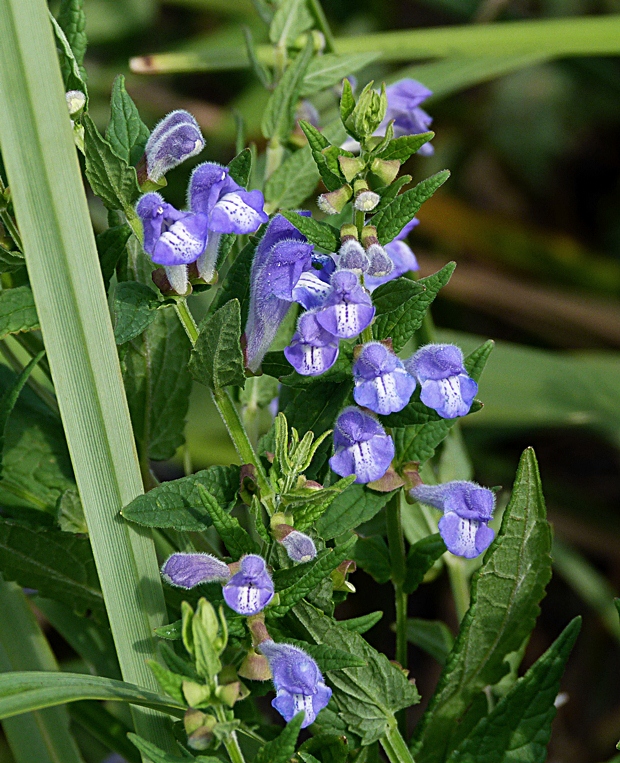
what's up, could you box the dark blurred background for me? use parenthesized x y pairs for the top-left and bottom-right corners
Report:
(40, 1), (620, 761)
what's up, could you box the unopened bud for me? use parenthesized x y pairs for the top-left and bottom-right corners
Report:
(366, 244), (393, 277)
(340, 223), (358, 242)
(145, 110), (205, 182)
(338, 155), (365, 183)
(354, 190), (380, 212)
(280, 530), (317, 563)
(371, 157), (400, 186)
(182, 680), (211, 708)
(238, 648), (272, 681)
(152, 265), (190, 296)
(317, 184), (352, 215)
(65, 90), (86, 117)
(215, 681), (242, 707)
(337, 238), (368, 274)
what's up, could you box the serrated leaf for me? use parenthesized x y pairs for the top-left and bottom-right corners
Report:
(353, 535), (391, 584)
(300, 53), (380, 97)
(405, 619), (454, 666)
(122, 465), (240, 532)
(446, 617), (581, 763)
(404, 533), (446, 594)
(122, 305), (192, 461)
(262, 37), (314, 140)
(411, 448), (553, 763)
(373, 171), (450, 245)
(293, 600), (420, 745)
(83, 115), (140, 212)
(197, 484), (258, 558)
(208, 239), (256, 328)
(284, 640), (367, 671)
(147, 660), (185, 704)
(189, 300), (245, 391)
(96, 224), (132, 291)
(339, 611), (383, 634)
(270, 535), (357, 616)
(299, 120), (330, 154)
(113, 281), (160, 344)
(316, 485), (394, 541)
(50, 14), (86, 96)
(371, 278), (426, 352)
(106, 75), (150, 166)
(373, 174), (412, 215)
(0, 520), (104, 621)
(269, 0), (313, 45)
(280, 211), (340, 252)
(57, 0), (87, 77)
(228, 148), (253, 188)
(255, 712), (305, 763)
(0, 285), (39, 340)
(376, 133), (435, 163)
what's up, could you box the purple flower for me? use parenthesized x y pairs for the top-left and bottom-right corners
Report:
(284, 310), (339, 376)
(383, 79), (434, 156)
(145, 110), (205, 181)
(410, 481), (495, 559)
(245, 215), (314, 372)
(329, 407), (394, 484)
(188, 162), (268, 282)
(259, 641), (332, 728)
(365, 219), (420, 292)
(336, 239), (369, 274)
(161, 553), (231, 589)
(222, 554), (274, 615)
(365, 243), (393, 278)
(315, 270), (375, 339)
(280, 531), (317, 563)
(291, 270), (332, 309)
(353, 342), (416, 415)
(405, 344), (478, 419)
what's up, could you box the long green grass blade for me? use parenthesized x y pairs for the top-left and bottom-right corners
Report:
(0, 577), (85, 763)
(130, 14), (620, 74)
(0, 0), (175, 754)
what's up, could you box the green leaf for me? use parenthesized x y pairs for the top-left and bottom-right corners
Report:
(411, 448), (553, 763)
(371, 277), (426, 352)
(83, 115), (140, 212)
(377, 133), (434, 163)
(296, 119), (343, 191)
(0, 285), (39, 340)
(106, 75), (150, 166)
(113, 281), (160, 345)
(290, 476), (356, 532)
(0, 350), (43, 480)
(0, 247), (25, 274)
(197, 484), (258, 558)
(243, 26), (272, 89)
(228, 147), (253, 188)
(280, 210), (340, 252)
(301, 52), (380, 97)
(55, 488), (87, 534)
(208, 239), (256, 327)
(262, 37), (314, 140)
(404, 533), (446, 594)
(146, 660), (185, 704)
(129, 734), (202, 763)
(406, 619), (454, 666)
(264, 146), (320, 210)
(122, 306), (192, 461)
(57, 0), (87, 77)
(270, 535), (357, 616)
(122, 465), (240, 532)
(446, 618), (581, 763)
(284, 640), (367, 671)
(96, 224), (132, 291)
(316, 485), (393, 541)
(353, 535), (391, 584)
(339, 77), (355, 123)
(255, 712), (305, 763)
(269, 0), (313, 46)
(339, 611), (383, 634)
(294, 600), (420, 745)
(154, 620), (182, 641)
(50, 14), (86, 96)
(373, 171), (451, 245)
(189, 299), (245, 391)
(0, 520), (105, 621)
(373, 174), (412, 214)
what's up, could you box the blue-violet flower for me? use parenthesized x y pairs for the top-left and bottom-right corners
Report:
(161, 553), (231, 589)
(259, 640), (332, 728)
(144, 110), (205, 182)
(315, 270), (375, 339)
(353, 342), (416, 415)
(405, 344), (477, 419)
(245, 214), (314, 372)
(410, 481), (495, 558)
(280, 530), (318, 563)
(382, 79), (434, 155)
(284, 310), (339, 376)
(330, 406), (395, 484)
(222, 554), (275, 615)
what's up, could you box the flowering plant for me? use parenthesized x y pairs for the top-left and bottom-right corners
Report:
(0, 1), (595, 763)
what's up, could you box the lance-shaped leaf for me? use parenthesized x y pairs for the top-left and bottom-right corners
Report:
(255, 712), (305, 763)
(293, 600), (420, 745)
(446, 617), (581, 763)
(376, 133), (435, 163)
(122, 465), (240, 532)
(113, 281), (160, 345)
(340, 611), (383, 634)
(373, 171), (450, 245)
(281, 210), (340, 252)
(0, 285), (39, 339)
(197, 483), (258, 558)
(301, 52), (380, 97)
(57, 0), (87, 78)
(189, 299), (245, 391)
(129, 733), (220, 763)
(50, 15), (86, 96)
(106, 75), (150, 166)
(316, 484), (393, 540)
(411, 448), (553, 763)
(269, 0), (313, 46)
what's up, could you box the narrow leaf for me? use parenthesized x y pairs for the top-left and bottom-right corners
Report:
(406, 619), (454, 666)
(57, 0), (87, 75)
(50, 14), (86, 96)
(0, 285), (39, 340)
(189, 299), (245, 390)
(339, 611), (383, 634)
(316, 484), (393, 541)
(301, 52), (380, 97)
(377, 132), (434, 163)
(96, 224), (132, 291)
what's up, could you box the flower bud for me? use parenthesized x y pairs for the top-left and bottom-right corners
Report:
(238, 648), (272, 681)
(317, 184), (352, 215)
(145, 110), (205, 182)
(280, 530), (317, 563)
(65, 90), (86, 117)
(371, 157), (400, 186)
(354, 190), (380, 212)
(361, 225), (393, 277)
(161, 553), (230, 589)
(337, 239), (368, 274)
(338, 155), (365, 182)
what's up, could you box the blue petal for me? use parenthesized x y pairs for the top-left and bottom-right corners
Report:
(316, 302), (375, 339)
(353, 368), (415, 415)
(439, 513), (494, 559)
(284, 338), (339, 376)
(420, 376), (473, 419)
(210, 190), (268, 234)
(292, 271), (332, 309)
(151, 213), (209, 266)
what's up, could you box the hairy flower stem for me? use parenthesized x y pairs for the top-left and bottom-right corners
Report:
(386, 491), (409, 736)
(174, 298), (199, 344)
(215, 705), (246, 763)
(381, 721), (417, 763)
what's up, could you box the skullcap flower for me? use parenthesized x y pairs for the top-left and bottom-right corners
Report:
(145, 110), (205, 181)
(329, 406), (394, 484)
(161, 553), (231, 589)
(284, 310), (339, 376)
(222, 554), (274, 616)
(353, 342), (416, 415)
(315, 270), (375, 339)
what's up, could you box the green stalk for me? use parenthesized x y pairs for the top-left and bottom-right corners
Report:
(0, 577), (84, 763)
(380, 721), (417, 763)
(214, 705), (246, 763)
(174, 299), (199, 344)
(444, 554), (471, 621)
(0, 0), (175, 755)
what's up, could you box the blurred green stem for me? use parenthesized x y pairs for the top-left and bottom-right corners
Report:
(386, 492), (408, 735)
(174, 298), (199, 344)
(265, 138), (284, 181)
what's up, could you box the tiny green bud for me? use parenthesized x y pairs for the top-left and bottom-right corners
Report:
(371, 157), (400, 186)
(238, 649), (272, 681)
(317, 184), (352, 215)
(215, 681), (242, 708)
(338, 155), (365, 183)
(346, 81), (388, 141)
(182, 680), (212, 708)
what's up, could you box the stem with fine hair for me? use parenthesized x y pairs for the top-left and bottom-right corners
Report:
(381, 721), (417, 763)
